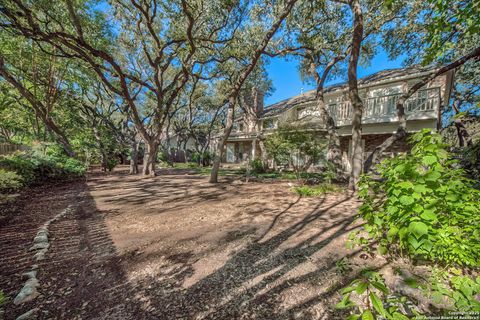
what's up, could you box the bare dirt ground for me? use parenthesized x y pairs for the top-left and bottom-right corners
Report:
(1, 166), (371, 319)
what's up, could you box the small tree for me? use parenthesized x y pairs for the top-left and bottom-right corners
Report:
(264, 125), (327, 183)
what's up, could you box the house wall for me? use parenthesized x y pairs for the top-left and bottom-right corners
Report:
(220, 69), (455, 165)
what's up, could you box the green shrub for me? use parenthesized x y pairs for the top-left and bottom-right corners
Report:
(0, 152), (85, 186)
(358, 129), (480, 267)
(191, 151), (212, 166)
(0, 169), (23, 193)
(250, 158), (264, 174)
(106, 158), (118, 171)
(0, 153), (37, 183)
(293, 183), (341, 196)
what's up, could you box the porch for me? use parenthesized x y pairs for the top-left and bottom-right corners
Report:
(327, 87), (441, 126)
(223, 139), (259, 164)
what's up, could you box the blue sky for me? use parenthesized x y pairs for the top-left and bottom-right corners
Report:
(265, 49), (405, 106)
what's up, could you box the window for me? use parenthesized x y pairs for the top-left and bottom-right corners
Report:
(263, 118), (276, 129)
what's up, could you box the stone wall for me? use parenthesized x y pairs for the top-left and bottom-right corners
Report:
(339, 133), (412, 171)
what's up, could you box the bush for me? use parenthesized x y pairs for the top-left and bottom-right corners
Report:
(191, 151), (212, 166)
(0, 152), (86, 187)
(249, 158), (264, 174)
(293, 183), (341, 197)
(0, 169), (23, 193)
(357, 129), (480, 267)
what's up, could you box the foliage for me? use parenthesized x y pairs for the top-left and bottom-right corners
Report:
(0, 169), (23, 193)
(426, 268), (480, 312)
(249, 158), (265, 174)
(264, 125), (327, 181)
(191, 151), (213, 166)
(0, 151), (86, 186)
(358, 129), (480, 267)
(336, 268), (414, 320)
(292, 183), (341, 197)
(106, 158), (118, 172)
(335, 257), (352, 275)
(423, 0), (480, 64)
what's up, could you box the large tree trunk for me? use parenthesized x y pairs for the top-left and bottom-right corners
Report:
(363, 46), (480, 173)
(454, 119), (472, 147)
(258, 138), (268, 169)
(129, 139), (139, 175)
(452, 102), (473, 147)
(347, 0), (364, 191)
(44, 116), (76, 157)
(142, 141), (159, 176)
(93, 125), (108, 171)
(209, 0), (299, 183)
(210, 98), (235, 183)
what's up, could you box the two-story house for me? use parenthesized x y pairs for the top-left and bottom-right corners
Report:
(214, 66), (455, 171)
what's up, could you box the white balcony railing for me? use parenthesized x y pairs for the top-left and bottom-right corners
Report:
(327, 87), (440, 125)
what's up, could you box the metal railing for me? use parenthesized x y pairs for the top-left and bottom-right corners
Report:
(327, 87), (440, 124)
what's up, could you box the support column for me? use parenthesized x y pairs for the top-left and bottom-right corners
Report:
(251, 138), (256, 159)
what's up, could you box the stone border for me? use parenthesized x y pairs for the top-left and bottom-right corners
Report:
(13, 205), (74, 319)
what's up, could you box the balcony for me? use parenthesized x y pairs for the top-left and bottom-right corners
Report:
(327, 87), (440, 126)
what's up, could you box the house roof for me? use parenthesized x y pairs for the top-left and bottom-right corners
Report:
(261, 65), (437, 118)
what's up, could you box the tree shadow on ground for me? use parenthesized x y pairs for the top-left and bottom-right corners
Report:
(2, 169), (374, 319)
(120, 186), (368, 319)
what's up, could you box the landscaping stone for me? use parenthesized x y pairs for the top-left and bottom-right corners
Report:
(30, 242), (49, 251)
(15, 308), (38, 320)
(22, 271), (37, 280)
(14, 278), (40, 305)
(33, 234), (48, 243)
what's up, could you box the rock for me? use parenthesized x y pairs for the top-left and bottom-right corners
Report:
(30, 242), (49, 251)
(33, 234), (48, 243)
(15, 308), (39, 320)
(34, 249), (47, 261)
(14, 279), (40, 305)
(22, 271), (37, 279)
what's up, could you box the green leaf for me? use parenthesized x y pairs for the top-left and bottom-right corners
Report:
(335, 293), (355, 309)
(399, 195), (414, 205)
(356, 281), (368, 295)
(425, 171), (441, 181)
(413, 184), (428, 194)
(408, 221), (428, 239)
(445, 193), (458, 202)
(404, 277), (419, 288)
(387, 227), (399, 241)
(371, 281), (389, 295)
(398, 181), (413, 189)
(361, 310), (374, 320)
(370, 291), (386, 317)
(378, 245), (388, 255)
(340, 285), (357, 294)
(392, 312), (410, 320)
(420, 210), (437, 221)
(422, 155), (437, 165)
(408, 235), (424, 250)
